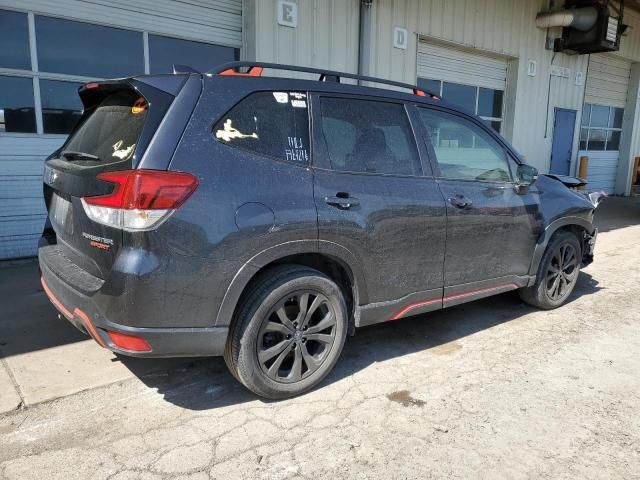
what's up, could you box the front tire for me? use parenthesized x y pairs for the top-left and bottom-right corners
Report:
(224, 265), (348, 399)
(519, 230), (582, 309)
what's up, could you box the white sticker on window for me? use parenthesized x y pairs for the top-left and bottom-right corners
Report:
(273, 92), (289, 103)
(290, 92), (306, 99)
(291, 99), (307, 108)
(215, 119), (259, 142)
(112, 140), (135, 160)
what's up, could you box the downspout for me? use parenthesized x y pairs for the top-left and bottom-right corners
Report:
(358, 0), (373, 83)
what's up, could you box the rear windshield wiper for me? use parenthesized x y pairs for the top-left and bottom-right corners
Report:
(60, 150), (100, 161)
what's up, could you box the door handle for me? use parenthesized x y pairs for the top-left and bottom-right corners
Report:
(325, 194), (360, 209)
(448, 195), (472, 209)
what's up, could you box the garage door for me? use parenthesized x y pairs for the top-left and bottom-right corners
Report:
(0, 0), (242, 260)
(579, 55), (631, 193)
(417, 42), (508, 132)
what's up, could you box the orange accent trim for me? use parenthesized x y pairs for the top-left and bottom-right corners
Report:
(390, 297), (440, 320)
(74, 308), (107, 348)
(390, 283), (519, 320)
(40, 276), (106, 348)
(41, 276), (73, 319)
(219, 66), (264, 77)
(443, 283), (519, 303)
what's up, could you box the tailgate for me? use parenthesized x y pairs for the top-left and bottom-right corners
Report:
(43, 79), (175, 278)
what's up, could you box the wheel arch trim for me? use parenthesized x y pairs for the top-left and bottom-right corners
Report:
(528, 216), (595, 277)
(214, 240), (367, 326)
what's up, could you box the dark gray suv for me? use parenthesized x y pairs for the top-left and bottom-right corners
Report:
(39, 62), (600, 399)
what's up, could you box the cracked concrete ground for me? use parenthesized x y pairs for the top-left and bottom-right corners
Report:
(1, 198), (639, 479)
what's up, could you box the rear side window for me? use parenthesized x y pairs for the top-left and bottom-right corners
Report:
(318, 97), (421, 176)
(417, 108), (512, 182)
(214, 91), (310, 164)
(63, 90), (148, 163)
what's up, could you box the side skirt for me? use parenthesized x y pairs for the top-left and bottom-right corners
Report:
(356, 275), (532, 327)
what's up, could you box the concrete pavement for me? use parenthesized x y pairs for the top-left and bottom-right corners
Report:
(0, 259), (192, 412)
(0, 196), (639, 479)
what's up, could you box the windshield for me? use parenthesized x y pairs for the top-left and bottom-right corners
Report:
(62, 90), (148, 164)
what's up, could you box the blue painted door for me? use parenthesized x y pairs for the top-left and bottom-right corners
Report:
(550, 109), (577, 176)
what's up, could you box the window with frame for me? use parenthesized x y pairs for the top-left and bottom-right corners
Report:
(318, 97), (422, 176)
(0, 8), (239, 135)
(213, 92), (310, 164)
(418, 107), (513, 182)
(580, 103), (624, 151)
(418, 78), (504, 133)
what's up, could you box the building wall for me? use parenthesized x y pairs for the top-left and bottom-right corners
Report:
(252, 0), (640, 192)
(244, 0), (359, 75)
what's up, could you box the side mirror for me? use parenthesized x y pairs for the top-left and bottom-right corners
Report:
(516, 164), (538, 190)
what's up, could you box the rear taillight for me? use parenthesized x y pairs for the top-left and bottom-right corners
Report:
(81, 169), (198, 231)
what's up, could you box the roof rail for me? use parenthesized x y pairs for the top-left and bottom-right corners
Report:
(211, 61), (440, 99)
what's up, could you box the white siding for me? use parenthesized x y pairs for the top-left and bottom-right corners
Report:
(0, 136), (64, 259)
(1, 0), (242, 47)
(245, 0), (359, 76)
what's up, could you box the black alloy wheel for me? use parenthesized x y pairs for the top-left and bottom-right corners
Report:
(257, 291), (337, 383)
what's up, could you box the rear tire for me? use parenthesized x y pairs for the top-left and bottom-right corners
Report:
(519, 230), (582, 310)
(224, 265), (348, 399)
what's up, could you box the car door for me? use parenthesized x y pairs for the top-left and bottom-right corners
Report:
(310, 94), (447, 322)
(413, 105), (543, 302)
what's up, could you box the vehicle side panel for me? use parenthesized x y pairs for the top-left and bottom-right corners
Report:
(164, 79), (318, 327)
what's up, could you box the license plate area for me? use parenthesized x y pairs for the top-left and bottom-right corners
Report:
(50, 193), (74, 235)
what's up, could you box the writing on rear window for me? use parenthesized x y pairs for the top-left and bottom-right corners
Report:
(213, 91), (310, 164)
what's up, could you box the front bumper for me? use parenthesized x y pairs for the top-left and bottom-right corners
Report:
(39, 246), (228, 358)
(582, 227), (597, 267)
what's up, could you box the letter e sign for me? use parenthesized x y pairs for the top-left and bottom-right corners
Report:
(277, 0), (298, 28)
(393, 27), (408, 50)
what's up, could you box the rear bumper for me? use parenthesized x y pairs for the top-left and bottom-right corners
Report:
(39, 246), (228, 358)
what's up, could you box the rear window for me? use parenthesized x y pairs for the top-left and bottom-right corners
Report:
(213, 91), (310, 164)
(62, 90), (148, 163)
(318, 97), (421, 176)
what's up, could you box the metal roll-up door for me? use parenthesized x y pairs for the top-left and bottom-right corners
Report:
(417, 42), (508, 133)
(417, 42), (508, 91)
(579, 55), (631, 193)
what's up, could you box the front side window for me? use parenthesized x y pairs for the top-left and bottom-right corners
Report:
(418, 108), (512, 182)
(580, 103), (624, 151)
(318, 97), (421, 176)
(213, 91), (310, 164)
